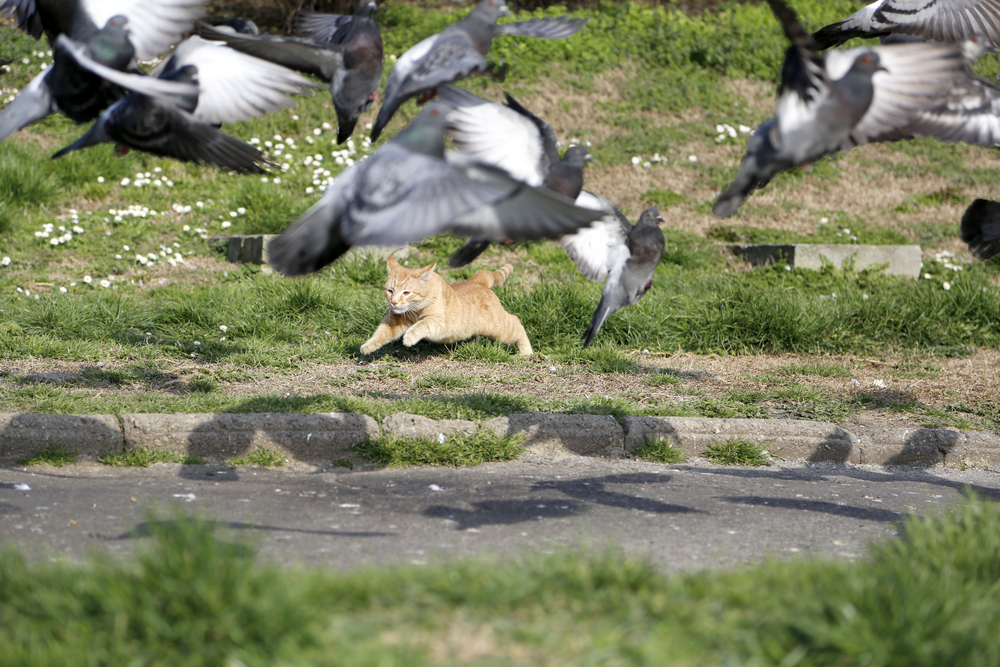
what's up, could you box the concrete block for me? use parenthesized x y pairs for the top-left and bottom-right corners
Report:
(956, 431), (1000, 469)
(482, 413), (624, 457)
(621, 416), (859, 463)
(208, 235), (410, 266)
(382, 413), (477, 439)
(122, 412), (379, 463)
(0, 413), (123, 463)
(728, 243), (922, 278)
(854, 427), (959, 466)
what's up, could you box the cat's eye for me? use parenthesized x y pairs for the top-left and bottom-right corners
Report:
(402, 291), (410, 295)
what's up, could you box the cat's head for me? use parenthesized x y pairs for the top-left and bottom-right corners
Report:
(384, 256), (436, 314)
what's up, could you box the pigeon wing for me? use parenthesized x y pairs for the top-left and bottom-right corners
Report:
(447, 154), (605, 242)
(342, 145), (508, 247)
(439, 84), (548, 186)
(293, 10), (353, 44)
(55, 34), (199, 101)
(556, 190), (630, 282)
(79, 0), (209, 61)
(841, 41), (968, 148)
(0, 67), (55, 142)
(495, 16), (588, 40)
(960, 198), (1000, 259)
(164, 37), (319, 124)
(195, 23), (345, 82)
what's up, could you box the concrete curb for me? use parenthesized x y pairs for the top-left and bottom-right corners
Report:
(2, 412), (999, 470)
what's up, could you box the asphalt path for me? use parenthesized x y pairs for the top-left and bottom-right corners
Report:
(3, 455), (999, 572)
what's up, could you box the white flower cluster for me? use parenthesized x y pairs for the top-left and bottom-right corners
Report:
(933, 250), (965, 272)
(135, 244), (185, 267)
(35, 211), (86, 246)
(631, 153), (670, 168)
(107, 204), (158, 221)
(714, 123), (751, 143)
(835, 227), (858, 242)
(119, 168), (174, 188)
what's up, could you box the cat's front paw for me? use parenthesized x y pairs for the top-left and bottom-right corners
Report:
(402, 331), (423, 347)
(360, 340), (380, 355)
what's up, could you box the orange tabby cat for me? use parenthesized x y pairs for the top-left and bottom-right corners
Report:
(360, 256), (532, 356)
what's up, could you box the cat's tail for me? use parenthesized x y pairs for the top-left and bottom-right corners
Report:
(471, 264), (514, 289)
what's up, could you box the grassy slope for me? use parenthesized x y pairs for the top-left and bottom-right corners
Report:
(0, 0), (998, 398)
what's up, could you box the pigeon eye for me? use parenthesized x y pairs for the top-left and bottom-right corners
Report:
(860, 55), (872, 65)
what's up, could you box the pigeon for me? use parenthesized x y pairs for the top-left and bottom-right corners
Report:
(50, 64), (268, 173)
(713, 0), (969, 217)
(558, 205), (665, 348)
(960, 199), (1000, 260)
(0, 0), (209, 61)
(370, 0), (587, 141)
(196, 0), (383, 144)
(438, 83), (593, 266)
(49, 35), (316, 171)
(265, 101), (605, 276)
(0, 15), (151, 144)
(813, 0), (1000, 51)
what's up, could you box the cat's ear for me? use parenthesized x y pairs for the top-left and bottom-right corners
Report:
(416, 262), (436, 279)
(387, 256), (400, 270)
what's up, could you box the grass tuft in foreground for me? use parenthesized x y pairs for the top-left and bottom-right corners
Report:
(702, 437), (773, 466)
(230, 447), (286, 468)
(2, 496), (1000, 665)
(633, 434), (687, 464)
(351, 431), (524, 467)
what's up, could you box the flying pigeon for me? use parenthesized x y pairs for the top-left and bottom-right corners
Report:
(265, 101), (605, 276)
(0, 15), (157, 144)
(50, 35), (316, 171)
(713, 0), (969, 217)
(0, 0), (209, 61)
(370, 0), (587, 141)
(960, 199), (1000, 260)
(558, 205), (665, 348)
(813, 0), (1000, 51)
(438, 83), (593, 266)
(196, 0), (383, 144)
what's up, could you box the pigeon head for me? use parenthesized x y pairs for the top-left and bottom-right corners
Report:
(847, 51), (885, 77)
(638, 208), (664, 228)
(562, 145), (594, 168)
(961, 34), (993, 63)
(356, 0), (378, 15)
(472, 0), (512, 21)
(103, 15), (130, 32)
(88, 15), (135, 68)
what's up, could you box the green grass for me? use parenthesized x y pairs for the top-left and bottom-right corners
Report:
(702, 437), (773, 466)
(632, 434), (687, 464)
(230, 447), (287, 468)
(98, 446), (206, 467)
(0, 0), (998, 397)
(350, 431), (524, 467)
(3, 495), (1000, 665)
(16, 446), (78, 467)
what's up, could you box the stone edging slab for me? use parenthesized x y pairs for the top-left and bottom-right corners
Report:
(1, 412), (999, 469)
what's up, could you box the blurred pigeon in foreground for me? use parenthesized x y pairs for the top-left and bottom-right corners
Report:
(961, 199), (1000, 260)
(559, 205), (665, 348)
(197, 0), (382, 143)
(0, 15), (140, 143)
(0, 0), (209, 61)
(713, 0), (968, 218)
(813, 0), (1000, 51)
(370, 0), (587, 141)
(266, 102), (605, 276)
(50, 34), (315, 172)
(438, 84), (593, 266)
